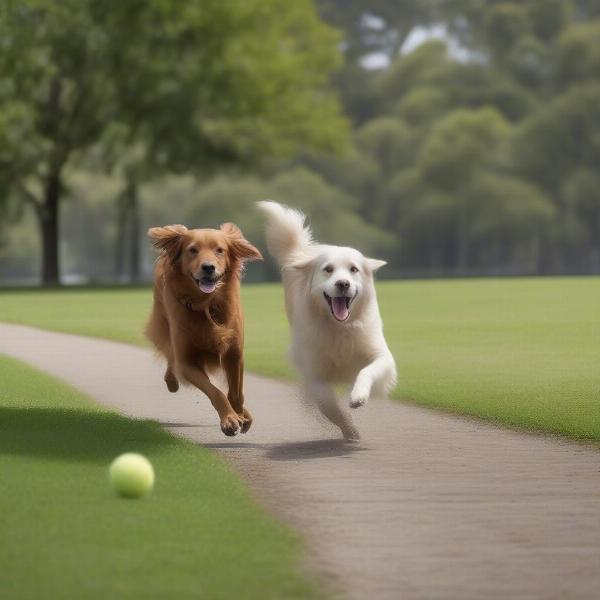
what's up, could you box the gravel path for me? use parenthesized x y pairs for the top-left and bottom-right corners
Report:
(1, 322), (599, 600)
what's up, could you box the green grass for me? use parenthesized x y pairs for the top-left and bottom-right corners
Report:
(0, 354), (323, 600)
(1, 277), (599, 440)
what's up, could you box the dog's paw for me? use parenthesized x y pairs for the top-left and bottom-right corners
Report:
(164, 373), (179, 393)
(220, 413), (243, 437)
(349, 388), (369, 409)
(342, 425), (361, 442)
(239, 408), (253, 434)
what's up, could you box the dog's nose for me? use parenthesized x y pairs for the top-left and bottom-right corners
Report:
(335, 279), (350, 292)
(201, 263), (216, 275)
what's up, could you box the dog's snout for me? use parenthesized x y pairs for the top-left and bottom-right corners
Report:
(201, 263), (216, 275)
(335, 279), (350, 292)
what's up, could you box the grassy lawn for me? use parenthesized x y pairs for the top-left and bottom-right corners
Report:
(0, 354), (322, 600)
(1, 277), (599, 440)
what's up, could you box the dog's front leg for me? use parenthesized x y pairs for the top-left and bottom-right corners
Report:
(178, 363), (243, 437)
(223, 348), (252, 434)
(349, 353), (396, 409)
(304, 379), (360, 441)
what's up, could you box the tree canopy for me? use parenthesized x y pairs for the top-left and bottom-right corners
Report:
(0, 0), (347, 284)
(300, 0), (600, 275)
(1, 0), (599, 282)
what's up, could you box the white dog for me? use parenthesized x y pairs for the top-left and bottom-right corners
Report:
(257, 201), (397, 440)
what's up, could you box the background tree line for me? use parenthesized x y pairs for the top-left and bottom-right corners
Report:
(313, 0), (600, 276)
(1, 0), (599, 284)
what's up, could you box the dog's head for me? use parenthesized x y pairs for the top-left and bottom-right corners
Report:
(148, 223), (262, 294)
(291, 246), (386, 323)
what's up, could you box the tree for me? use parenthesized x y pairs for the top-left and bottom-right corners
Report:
(0, 0), (347, 285)
(318, 0), (434, 62)
(183, 167), (395, 279)
(0, 1), (119, 285)
(356, 118), (414, 176)
(315, 0), (436, 123)
(557, 22), (600, 88)
(464, 172), (555, 272)
(515, 83), (600, 194)
(515, 83), (600, 270)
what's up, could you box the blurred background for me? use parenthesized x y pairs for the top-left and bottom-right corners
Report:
(0, 0), (599, 286)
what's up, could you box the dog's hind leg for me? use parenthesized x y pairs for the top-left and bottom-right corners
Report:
(304, 380), (360, 441)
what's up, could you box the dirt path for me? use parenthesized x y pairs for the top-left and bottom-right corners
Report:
(1, 322), (599, 600)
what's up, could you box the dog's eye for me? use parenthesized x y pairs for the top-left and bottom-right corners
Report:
(323, 265), (334, 273)
(350, 266), (359, 273)
(215, 247), (224, 255)
(188, 247), (199, 255)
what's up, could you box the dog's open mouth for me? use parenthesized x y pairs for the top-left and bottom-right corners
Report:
(193, 274), (222, 294)
(324, 292), (355, 322)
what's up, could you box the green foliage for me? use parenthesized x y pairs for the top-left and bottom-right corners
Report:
(467, 172), (555, 238)
(505, 35), (551, 90)
(380, 40), (450, 104)
(380, 40), (536, 124)
(420, 107), (509, 190)
(267, 168), (396, 257)
(529, 0), (572, 41)
(562, 168), (600, 248)
(515, 83), (600, 192)
(484, 2), (532, 57)
(184, 167), (395, 262)
(394, 86), (451, 126)
(309, 0), (600, 275)
(356, 118), (415, 175)
(306, 150), (381, 206)
(90, 0), (347, 170)
(2, 0), (600, 280)
(317, 0), (434, 61)
(557, 21), (600, 87)
(0, 0), (347, 284)
(372, 105), (557, 271)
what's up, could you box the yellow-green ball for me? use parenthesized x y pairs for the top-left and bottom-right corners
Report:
(109, 453), (155, 498)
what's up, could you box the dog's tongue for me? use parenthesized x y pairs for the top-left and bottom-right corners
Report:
(332, 297), (349, 321)
(199, 279), (216, 294)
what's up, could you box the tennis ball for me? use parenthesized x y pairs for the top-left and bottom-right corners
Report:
(109, 453), (155, 498)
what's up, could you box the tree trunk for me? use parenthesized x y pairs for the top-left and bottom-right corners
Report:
(128, 180), (140, 283)
(40, 172), (61, 286)
(114, 175), (141, 283)
(114, 194), (128, 280)
(457, 199), (469, 273)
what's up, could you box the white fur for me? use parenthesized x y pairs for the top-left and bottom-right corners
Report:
(257, 200), (397, 440)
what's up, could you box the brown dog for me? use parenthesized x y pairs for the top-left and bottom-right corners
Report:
(145, 222), (262, 436)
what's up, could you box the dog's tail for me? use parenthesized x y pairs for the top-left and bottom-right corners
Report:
(256, 200), (313, 267)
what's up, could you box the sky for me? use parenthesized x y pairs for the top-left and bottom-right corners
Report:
(360, 23), (472, 70)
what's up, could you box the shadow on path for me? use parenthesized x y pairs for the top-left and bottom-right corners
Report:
(267, 438), (367, 461)
(202, 441), (267, 450)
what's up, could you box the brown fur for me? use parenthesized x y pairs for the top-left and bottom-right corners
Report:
(145, 222), (262, 436)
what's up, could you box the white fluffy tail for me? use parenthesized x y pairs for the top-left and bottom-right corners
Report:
(256, 200), (313, 266)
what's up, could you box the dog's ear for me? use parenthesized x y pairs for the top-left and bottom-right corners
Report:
(220, 222), (263, 262)
(366, 258), (387, 272)
(148, 225), (188, 262)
